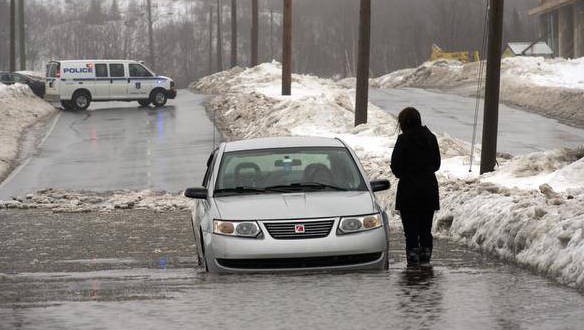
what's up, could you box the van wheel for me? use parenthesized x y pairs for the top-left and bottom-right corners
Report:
(72, 91), (91, 111)
(60, 100), (74, 111)
(138, 99), (151, 107)
(151, 89), (168, 107)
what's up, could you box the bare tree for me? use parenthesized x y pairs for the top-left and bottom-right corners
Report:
(354, 0), (371, 126)
(216, 0), (223, 71)
(251, 0), (258, 66)
(231, 0), (237, 67)
(282, 0), (291, 95)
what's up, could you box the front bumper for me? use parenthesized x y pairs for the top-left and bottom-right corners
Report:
(166, 88), (177, 99)
(204, 219), (388, 272)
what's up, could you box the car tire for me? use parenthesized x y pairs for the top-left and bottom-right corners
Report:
(138, 99), (151, 107)
(72, 91), (91, 111)
(60, 100), (74, 111)
(151, 89), (168, 107)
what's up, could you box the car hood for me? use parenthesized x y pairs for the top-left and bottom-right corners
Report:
(213, 191), (376, 220)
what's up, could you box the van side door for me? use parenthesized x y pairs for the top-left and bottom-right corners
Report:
(127, 63), (154, 99)
(93, 63), (110, 100)
(109, 63), (127, 99)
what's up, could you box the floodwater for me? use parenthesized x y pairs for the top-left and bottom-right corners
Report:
(1, 209), (582, 330)
(370, 88), (584, 155)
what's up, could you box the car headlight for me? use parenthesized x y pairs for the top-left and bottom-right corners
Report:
(213, 220), (262, 238)
(338, 213), (382, 234)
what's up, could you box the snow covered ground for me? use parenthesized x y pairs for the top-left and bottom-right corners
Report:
(372, 57), (584, 127)
(0, 83), (55, 182)
(194, 62), (584, 290)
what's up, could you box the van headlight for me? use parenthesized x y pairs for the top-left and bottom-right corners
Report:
(338, 214), (382, 234)
(213, 220), (262, 238)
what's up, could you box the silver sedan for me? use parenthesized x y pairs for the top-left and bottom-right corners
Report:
(185, 136), (391, 273)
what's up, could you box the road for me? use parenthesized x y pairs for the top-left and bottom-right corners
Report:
(0, 90), (220, 200)
(1, 209), (583, 330)
(1, 89), (584, 329)
(370, 88), (584, 155)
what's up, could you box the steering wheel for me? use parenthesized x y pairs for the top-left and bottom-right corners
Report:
(234, 162), (262, 187)
(303, 163), (334, 184)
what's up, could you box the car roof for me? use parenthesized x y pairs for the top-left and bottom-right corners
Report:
(224, 136), (345, 152)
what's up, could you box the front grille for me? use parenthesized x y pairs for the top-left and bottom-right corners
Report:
(217, 253), (383, 269)
(263, 220), (335, 239)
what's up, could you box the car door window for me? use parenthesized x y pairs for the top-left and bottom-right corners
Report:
(109, 64), (125, 77)
(129, 64), (153, 77)
(95, 64), (108, 78)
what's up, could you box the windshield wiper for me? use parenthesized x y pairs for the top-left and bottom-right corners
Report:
(214, 187), (266, 196)
(264, 182), (348, 192)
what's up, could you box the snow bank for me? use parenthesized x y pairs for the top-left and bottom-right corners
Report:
(0, 188), (192, 213)
(0, 83), (56, 181)
(373, 57), (584, 127)
(194, 62), (584, 290)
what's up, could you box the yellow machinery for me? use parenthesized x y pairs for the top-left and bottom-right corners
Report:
(430, 44), (480, 63)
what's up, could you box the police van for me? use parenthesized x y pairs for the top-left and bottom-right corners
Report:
(45, 60), (176, 110)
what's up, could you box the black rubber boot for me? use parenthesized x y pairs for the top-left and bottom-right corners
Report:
(406, 249), (419, 266)
(419, 248), (432, 264)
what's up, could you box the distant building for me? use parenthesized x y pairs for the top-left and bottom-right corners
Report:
(503, 41), (554, 58)
(529, 0), (584, 58)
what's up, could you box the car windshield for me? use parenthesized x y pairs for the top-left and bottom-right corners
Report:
(214, 147), (367, 196)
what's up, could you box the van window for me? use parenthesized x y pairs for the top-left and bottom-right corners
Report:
(95, 64), (108, 78)
(47, 63), (60, 78)
(129, 64), (153, 77)
(109, 64), (125, 77)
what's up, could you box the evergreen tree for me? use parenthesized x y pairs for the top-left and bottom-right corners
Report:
(86, 0), (105, 25)
(109, 0), (122, 21)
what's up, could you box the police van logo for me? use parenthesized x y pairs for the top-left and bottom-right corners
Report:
(135, 82), (141, 90)
(63, 64), (94, 74)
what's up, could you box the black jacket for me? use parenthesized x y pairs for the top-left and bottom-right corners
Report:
(390, 126), (441, 211)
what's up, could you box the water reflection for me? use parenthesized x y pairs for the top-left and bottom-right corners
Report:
(397, 266), (443, 328)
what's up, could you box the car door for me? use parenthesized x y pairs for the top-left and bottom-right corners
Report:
(108, 63), (127, 99)
(127, 63), (154, 99)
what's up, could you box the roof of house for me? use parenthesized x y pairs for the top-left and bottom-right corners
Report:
(506, 42), (554, 56)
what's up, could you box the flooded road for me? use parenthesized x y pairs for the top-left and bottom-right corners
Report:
(370, 88), (584, 155)
(1, 209), (583, 330)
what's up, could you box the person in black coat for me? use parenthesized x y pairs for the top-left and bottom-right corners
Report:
(390, 107), (441, 265)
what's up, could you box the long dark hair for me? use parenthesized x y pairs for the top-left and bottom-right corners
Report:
(398, 107), (422, 132)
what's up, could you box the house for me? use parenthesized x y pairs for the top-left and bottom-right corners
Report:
(529, 0), (584, 58)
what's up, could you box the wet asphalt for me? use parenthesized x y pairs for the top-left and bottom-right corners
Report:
(370, 88), (584, 155)
(0, 90), (220, 200)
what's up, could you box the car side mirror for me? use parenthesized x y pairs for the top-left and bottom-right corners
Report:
(370, 180), (390, 192)
(184, 187), (208, 199)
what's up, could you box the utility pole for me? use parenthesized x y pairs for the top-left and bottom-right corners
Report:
(18, 0), (25, 70)
(10, 0), (16, 72)
(231, 0), (237, 67)
(146, 0), (155, 70)
(216, 0), (223, 71)
(251, 0), (258, 67)
(270, 9), (274, 60)
(480, 0), (505, 174)
(354, 0), (371, 126)
(209, 6), (214, 74)
(282, 0), (292, 95)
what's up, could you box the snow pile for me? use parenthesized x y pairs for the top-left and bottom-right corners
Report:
(0, 188), (193, 213)
(194, 63), (584, 290)
(0, 83), (56, 181)
(373, 57), (584, 127)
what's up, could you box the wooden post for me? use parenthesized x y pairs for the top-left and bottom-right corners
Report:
(231, 0), (237, 67)
(10, 0), (16, 72)
(282, 0), (292, 95)
(147, 0), (155, 70)
(216, 0), (223, 71)
(209, 7), (214, 75)
(354, 0), (371, 126)
(18, 0), (25, 70)
(480, 0), (505, 174)
(251, 0), (258, 66)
